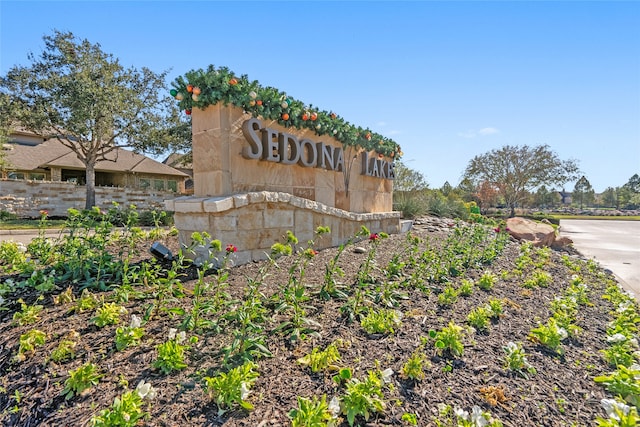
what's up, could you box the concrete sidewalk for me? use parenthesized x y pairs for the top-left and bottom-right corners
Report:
(560, 219), (640, 301)
(0, 229), (65, 246)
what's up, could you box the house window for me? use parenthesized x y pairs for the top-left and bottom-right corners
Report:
(167, 180), (177, 192)
(139, 178), (150, 189)
(29, 173), (46, 181)
(153, 179), (165, 191)
(8, 172), (25, 180)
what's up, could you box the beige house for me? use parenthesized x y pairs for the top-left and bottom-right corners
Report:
(2, 129), (189, 193)
(162, 152), (193, 194)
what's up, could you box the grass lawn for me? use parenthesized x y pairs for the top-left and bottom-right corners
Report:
(0, 219), (66, 230)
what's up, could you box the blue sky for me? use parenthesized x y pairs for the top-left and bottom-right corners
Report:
(1, 1), (639, 193)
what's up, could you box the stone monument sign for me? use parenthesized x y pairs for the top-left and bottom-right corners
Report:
(166, 66), (402, 264)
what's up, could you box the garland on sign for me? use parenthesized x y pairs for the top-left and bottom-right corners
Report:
(171, 65), (402, 159)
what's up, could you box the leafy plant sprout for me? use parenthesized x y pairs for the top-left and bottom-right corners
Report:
(288, 395), (340, 427)
(502, 341), (536, 378)
(90, 380), (157, 426)
(356, 228), (388, 285)
(153, 328), (190, 374)
(203, 360), (260, 414)
(360, 308), (402, 335)
(400, 346), (430, 381)
(340, 370), (386, 426)
(431, 321), (466, 358)
(297, 341), (342, 372)
(478, 271), (497, 291)
(61, 362), (102, 400)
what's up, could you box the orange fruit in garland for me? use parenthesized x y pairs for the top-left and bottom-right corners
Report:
(365, 133), (372, 140)
(229, 78), (238, 85)
(256, 100), (263, 106)
(310, 112), (318, 121)
(330, 112), (337, 119)
(282, 113), (290, 120)
(192, 87), (201, 95)
(186, 84), (194, 93)
(302, 113), (309, 121)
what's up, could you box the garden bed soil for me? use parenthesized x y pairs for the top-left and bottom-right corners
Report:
(0, 217), (631, 426)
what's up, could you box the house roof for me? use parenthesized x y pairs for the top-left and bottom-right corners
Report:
(4, 137), (189, 177)
(163, 152), (193, 169)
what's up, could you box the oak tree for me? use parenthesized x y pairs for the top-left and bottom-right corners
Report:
(0, 30), (190, 209)
(463, 144), (580, 217)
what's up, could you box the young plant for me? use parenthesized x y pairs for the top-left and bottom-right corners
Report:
(384, 253), (406, 280)
(322, 226), (368, 300)
(53, 287), (76, 305)
(0, 240), (29, 273)
(12, 297), (44, 326)
(115, 315), (144, 351)
(203, 361), (260, 414)
(522, 269), (552, 289)
(360, 309), (402, 335)
(24, 269), (57, 293)
(181, 233), (233, 332)
(16, 329), (46, 361)
(528, 318), (568, 355)
(288, 395), (340, 427)
(153, 329), (189, 374)
(341, 370), (386, 426)
(478, 271), (497, 291)
(273, 228), (328, 342)
(92, 302), (127, 327)
(431, 321), (466, 358)
(90, 380), (157, 427)
(69, 289), (100, 313)
(597, 398), (640, 427)
(221, 260), (271, 365)
(502, 341), (536, 377)
(356, 229), (388, 285)
(49, 331), (80, 363)
(594, 364), (640, 408)
(458, 279), (474, 297)
(400, 346), (430, 381)
(466, 306), (492, 332)
(437, 284), (458, 307)
(61, 362), (102, 399)
(401, 412), (418, 426)
(297, 341), (342, 372)
(487, 297), (504, 319)
(340, 288), (369, 324)
(602, 334), (639, 368)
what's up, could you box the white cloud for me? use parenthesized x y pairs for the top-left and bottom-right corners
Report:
(458, 127), (500, 138)
(376, 121), (387, 127)
(478, 127), (500, 135)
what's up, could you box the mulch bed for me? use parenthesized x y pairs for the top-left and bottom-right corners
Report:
(0, 218), (627, 426)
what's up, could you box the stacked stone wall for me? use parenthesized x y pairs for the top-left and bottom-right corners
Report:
(0, 180), (176, 217)
(167, 191), (401, 265)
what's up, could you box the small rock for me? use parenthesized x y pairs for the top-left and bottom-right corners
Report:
(353, 246), (367, 254)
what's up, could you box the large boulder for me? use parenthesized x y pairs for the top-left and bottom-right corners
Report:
(506, 217), (559, 247)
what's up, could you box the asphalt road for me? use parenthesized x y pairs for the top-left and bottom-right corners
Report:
(559, 219), (640, 300)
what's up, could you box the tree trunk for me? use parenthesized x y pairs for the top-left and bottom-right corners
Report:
(85, 161), (96, 210)
(509, 203), (516, 218)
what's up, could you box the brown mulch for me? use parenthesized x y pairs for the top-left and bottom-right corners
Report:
(0, 218), (626, 426)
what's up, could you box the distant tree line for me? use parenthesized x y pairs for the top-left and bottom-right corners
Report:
(393, 145), (639, 219)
